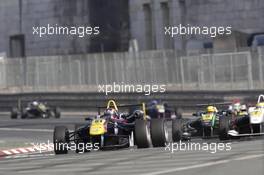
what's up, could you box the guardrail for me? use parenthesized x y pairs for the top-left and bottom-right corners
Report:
(0, 91), (262, 113)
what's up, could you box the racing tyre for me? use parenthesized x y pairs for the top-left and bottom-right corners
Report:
(175, 108), (183, 119)
(54, 107), (61, 118)
(53, 126), (69, 154)
(172, 119), (183, 142)
(11, 108), (19, 119)
(219, 116), (230, 140)
(202, 126), (212, 139)
(21, 109), (27, 119)
(135, 120), (151, 148)
(150, 119), (169, 147)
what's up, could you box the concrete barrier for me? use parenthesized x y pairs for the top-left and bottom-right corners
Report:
(0, 91), (263, 113)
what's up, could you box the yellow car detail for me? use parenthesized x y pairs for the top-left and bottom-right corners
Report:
(250, 110), (262, 118)
(202, 113), (214, 121)
(89, 119), (107, 136)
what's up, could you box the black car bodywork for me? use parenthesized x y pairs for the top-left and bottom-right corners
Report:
(53, 100), (169, 154)
(171, 103), (231, 141)
(131, 101), (182, 119)
(11, 101), (60, 119)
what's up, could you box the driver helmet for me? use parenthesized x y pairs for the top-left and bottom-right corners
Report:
(207, 106), (215, 113)
(233, 102), (241, 112)
(104, 108), (117, 119)
(150, 100), (158, 106)
(32, 101), (39, 106)
(163, 102), (168, 108)
(240, 104), (247, 111)
(228, 105), (233, 111)
(256, 102), (264, 108)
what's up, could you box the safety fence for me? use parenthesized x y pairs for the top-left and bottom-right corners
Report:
(0, 47), (263, 92)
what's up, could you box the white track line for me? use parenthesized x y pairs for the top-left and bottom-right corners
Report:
(140, 154), (264, 175)
(233, 154), (264, 161)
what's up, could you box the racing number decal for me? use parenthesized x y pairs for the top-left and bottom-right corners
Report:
(202, 113), (217, 127)
(202, 114), (213, 121)
(89, 119), (106, 135)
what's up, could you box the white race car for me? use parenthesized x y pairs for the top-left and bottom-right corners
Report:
(228, 94), (264, 137)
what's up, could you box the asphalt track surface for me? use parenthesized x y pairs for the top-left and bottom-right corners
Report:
(0, 115), (263, 175)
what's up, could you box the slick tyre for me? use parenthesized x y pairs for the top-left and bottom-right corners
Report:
(175, 108), (183, 119)
(21, 110), (27, 119)
(135, 120), (151, 148)
(11, 108), (19, 119)
(54, 107), (61, 119)
(172, 119), (183, 142)
(150, 119), (169, 147)
(53, 126), (69, 154)
(202, 126), (211, 139)
(219, 116), (230, 140)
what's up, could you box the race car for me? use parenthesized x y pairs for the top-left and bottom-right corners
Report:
(10, 101), (61, 119)
(144, 100), (182, 119)
(53, 100), (169, 154)
(228, 94), (264, 137)
(172, 103), (230, 141)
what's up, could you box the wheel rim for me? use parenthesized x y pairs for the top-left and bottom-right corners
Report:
(164, 122), (169, 142)
(100, 135), (104, 147)
(129, 131), (134, 147)
(145, 124), (151, 145)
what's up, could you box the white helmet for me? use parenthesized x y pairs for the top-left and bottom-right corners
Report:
(32, 101), (39, 106)
(233, 102), (241, 112)
(241, 104), (247, 111)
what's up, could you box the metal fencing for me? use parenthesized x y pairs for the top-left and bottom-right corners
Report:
(0, 47), (263, 92)
(180, 51), (254, 90)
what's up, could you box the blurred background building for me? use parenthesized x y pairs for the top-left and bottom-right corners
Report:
(0, 0), (129, 57)
(130, 0), (264, 52)
(0, 0), (264, 57)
